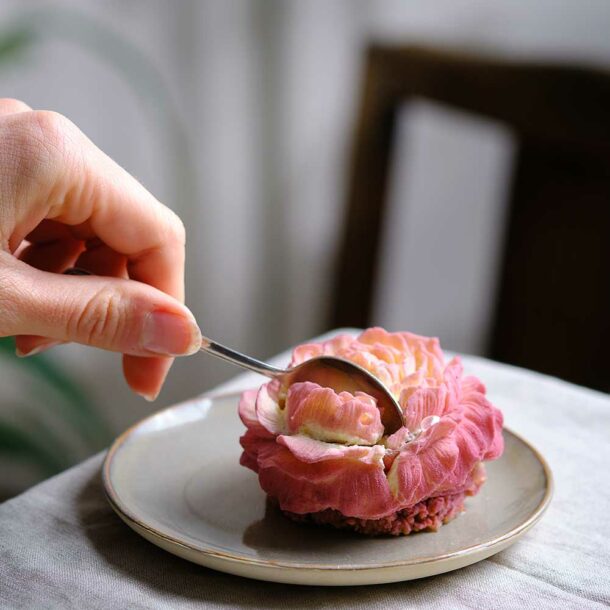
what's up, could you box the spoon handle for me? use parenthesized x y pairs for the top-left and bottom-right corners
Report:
(200, 336), (285, 379)
(62, 267), (286, 380)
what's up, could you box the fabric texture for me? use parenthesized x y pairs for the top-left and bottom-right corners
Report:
(1, 332), (609, 609)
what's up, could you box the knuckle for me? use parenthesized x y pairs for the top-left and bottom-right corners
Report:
(165, 209), (186, 246)
(0, 98), (31, 115)
(69, 288), (124, 347)
(0, 110), (81, 202)
(29, 110), (75, 156)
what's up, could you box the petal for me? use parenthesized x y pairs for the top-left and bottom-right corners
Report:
(437, 379), (503, 492)
(255, 383), (287, 436)
(358, 327), (409, 352)
(400, 385), (448, 431)
(461, 374), (486, 395)
(286, 382), (383, 445)
(290, 343), (324, 366)
(239, 429), (273, 473)
(388, 422), (459, 505)
(443, 357), (463, 405)
(278, 434), (385, 464)
(255, 441), (396, 519)
(290, 334), (354, 366)
(462, 393), (504, 461)
(322, 333), (357, 355)
(238, 388), (273, 439)
(343, 350), (397, 388)
(401, 332), (445, 378)
(385, 426), (413, 451)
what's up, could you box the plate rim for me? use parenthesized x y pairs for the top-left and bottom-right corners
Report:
(103, 391), (554, 573)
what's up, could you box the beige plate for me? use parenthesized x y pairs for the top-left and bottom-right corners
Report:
(103, 392), (553, 586)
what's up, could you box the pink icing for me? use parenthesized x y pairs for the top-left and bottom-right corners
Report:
(238, 327), (504, 520)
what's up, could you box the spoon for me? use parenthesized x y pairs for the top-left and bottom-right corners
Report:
(200, 336), (405, 435)
(62, 268), (405, 433)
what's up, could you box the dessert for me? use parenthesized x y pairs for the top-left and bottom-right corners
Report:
(238, 328), (504, 536)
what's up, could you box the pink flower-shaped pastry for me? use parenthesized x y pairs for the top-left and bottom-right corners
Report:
(238, 328), (504, 532)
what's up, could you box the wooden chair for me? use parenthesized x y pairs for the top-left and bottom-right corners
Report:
(331, 46), (610, 392)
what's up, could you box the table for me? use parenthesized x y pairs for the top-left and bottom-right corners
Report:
(1, 331), (609, 609)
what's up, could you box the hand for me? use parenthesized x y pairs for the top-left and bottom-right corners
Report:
(0, 98), (201, 400)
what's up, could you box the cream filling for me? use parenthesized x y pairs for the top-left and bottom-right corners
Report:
(297, 423), (381, 446)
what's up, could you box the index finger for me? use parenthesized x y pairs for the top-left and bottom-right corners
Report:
(5, 110), (186, 302)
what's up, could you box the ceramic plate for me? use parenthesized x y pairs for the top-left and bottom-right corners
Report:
(103, 392), (553, 586)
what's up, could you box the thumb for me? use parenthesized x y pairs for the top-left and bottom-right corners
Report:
(0, 254), (201, 356)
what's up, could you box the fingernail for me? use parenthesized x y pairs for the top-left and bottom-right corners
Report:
(16, 341), (61, 357)
(141, 310), (201, 356)
(136, 390), (158, 402)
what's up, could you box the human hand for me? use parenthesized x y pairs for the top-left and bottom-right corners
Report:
(0, 99), (201, 400)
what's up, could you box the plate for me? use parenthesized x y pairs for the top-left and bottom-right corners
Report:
(103, 392), (553, 586)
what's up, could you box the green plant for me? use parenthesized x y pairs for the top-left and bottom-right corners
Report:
(0, 338), (111, 496)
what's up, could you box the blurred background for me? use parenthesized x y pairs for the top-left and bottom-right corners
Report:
(0, 0), (608, 498)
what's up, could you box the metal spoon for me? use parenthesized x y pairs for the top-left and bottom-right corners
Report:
(200, 336), (405, 435)
(62, 268), (404, 433)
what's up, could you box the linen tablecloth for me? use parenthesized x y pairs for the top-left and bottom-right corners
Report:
(1, 331), (609, 609)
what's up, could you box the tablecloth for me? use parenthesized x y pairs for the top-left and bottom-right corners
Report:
(1, 331), (609, 609)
